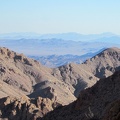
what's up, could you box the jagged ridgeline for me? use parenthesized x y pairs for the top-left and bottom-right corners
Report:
(0, 47), (120, 120)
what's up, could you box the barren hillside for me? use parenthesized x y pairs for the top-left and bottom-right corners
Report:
(52, 47), (120, 97)
(0, 47), (75, 105)
(0, 47), (120, 120)
(40, 70), (120, 120)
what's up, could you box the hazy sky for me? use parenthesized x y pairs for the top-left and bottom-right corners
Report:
(0, 0), (120, 34)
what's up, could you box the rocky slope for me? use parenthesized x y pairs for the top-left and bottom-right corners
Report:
(52, 63), (98, 97)
(40, 70), (120, 120)
(80, 47), (120, 78)
(52, 47), (120, 97)
(0, 47), (75, 119)
(0, 47), (76, 105)
(0, 47), (120, 120)
(1, 47), (120, 100)
(0, 96), (61, 120)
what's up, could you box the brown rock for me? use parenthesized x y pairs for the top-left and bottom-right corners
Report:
(0, 96), (61, 120)
(0, 47), (76, 105)
(40, 71), (120, 120)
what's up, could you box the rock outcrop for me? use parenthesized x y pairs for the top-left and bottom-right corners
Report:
(0, 96), (61, 120)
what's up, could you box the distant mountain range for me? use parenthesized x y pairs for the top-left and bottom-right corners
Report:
(0, 32), (118, 41)
(0, 37), (120, 56)
(29, 48), (105, 67)
(0, 32), (120, 68)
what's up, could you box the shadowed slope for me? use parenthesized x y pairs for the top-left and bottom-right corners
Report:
(40, 70), (120, 120)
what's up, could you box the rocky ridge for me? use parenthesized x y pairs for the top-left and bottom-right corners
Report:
(52, 47), (120, 97)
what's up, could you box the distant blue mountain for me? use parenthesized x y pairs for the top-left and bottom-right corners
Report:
(0, 38), (119, 56)
(0, 32), (117, 41)
(29, 48), (106, 68)
(92, 36), (120, 44)
(0, 32), (120, 67)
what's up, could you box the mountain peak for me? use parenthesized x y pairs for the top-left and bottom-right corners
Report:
(104, 47), (120, 52)
(96, 47), (120, 58)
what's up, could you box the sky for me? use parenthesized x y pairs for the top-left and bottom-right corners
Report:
(0, 0), (120, 34)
